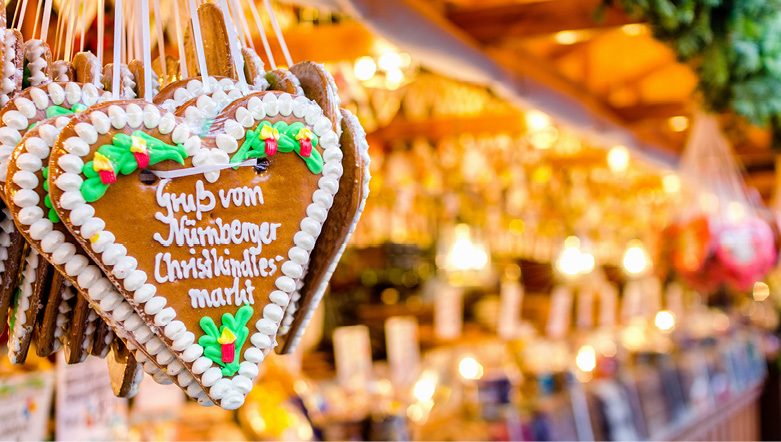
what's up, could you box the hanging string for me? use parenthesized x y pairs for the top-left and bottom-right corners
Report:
(132, 1), (141, 63)
(263, 0), (292, 67)
(152, 0), (167, 84)
(140, 0), (153, 101)
(97, 0), (105, 63)
(188, 0), (211, 91)
(227, 0), (250, 49)
(63, 0), (79, 61)
(112, 0), (123, 98)
(80, 0), (87, 53)
(32, 0), (43, 39)
(14, 0), (30, 30)
(11, 0), (22, 29)
(217, 0), (247, 93)
(53, 4), (65, 58)
(173, 0), (188, 79)
(247, 0), (275, 69)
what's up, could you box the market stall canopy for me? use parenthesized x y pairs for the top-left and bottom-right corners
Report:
(282, 0), (776, 200)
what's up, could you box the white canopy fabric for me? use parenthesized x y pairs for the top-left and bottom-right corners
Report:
(289, 0), (677, 168)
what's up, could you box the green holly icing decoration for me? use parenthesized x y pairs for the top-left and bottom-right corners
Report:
(41, 167), (59, 223)
(46, 103), (87, 119)
(80, 131), (186, 202)
(230, 121), (324, 174)
(79, 120), (323, 202)
(198, 304), (253, 376)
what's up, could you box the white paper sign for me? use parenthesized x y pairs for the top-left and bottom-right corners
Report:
(0, 370), (55, 441)
(435, 284), (463, 340)
(385, 316), (421, 386)
(546, 285), (573, 339)
(56, 354), (129, 441)
(498, 280), (524, 339)
(333, 325), (373, 391)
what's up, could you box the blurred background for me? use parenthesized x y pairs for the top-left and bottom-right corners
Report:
(5, 0), (781, 441)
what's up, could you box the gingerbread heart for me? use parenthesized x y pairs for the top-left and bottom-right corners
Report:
(1, 29), (24, 106)
(6, 112), (205, 398)
(23, 40), (53, 88)
(7, 248), (51, 364)
(52, 60), (74, 82)
(278, 108), (370, 353)
(0, 82), (110, 197)
(35, 272), (71, 356)
(48, 91), (342, 408)
(0, 203), (26, 335)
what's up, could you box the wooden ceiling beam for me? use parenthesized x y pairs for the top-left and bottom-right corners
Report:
(446, 0), (639, 44)
(370, 113), (526, 141)
(613, 102), (688, 121)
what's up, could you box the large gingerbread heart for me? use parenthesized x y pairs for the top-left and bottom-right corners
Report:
(278, 108), (370, 353)
(6, 112), (205, 398)
(48, 92), (342, 408)
(0, 82), (110, 200)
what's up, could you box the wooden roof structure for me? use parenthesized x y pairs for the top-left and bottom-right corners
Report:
(278, 0), (776, 200)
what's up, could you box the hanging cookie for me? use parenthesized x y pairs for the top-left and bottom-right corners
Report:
(128, 60), (161, 99)
(1, 29), (25, 106)
(242, 48), (269, 90)
(278, 108), (370, 352)
(52, 60), (74, 82)
(71, 52), (104, 88)
(102, 63), (137, 99)
(106, 337), (144, 398)
(183, 3), (236, 79)
(23, 40), (53, 88)
(4, 112), (205, 396)
(7, 249), (52, 364)
(0, 203), (26, 335)
(90, 319), (113, 358)
(266, 69), (304, 95)
(47, 91), (342, 408)
(35, 271), (69, 357)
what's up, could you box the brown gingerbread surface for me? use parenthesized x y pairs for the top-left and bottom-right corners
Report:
(48, 95), (327, 383)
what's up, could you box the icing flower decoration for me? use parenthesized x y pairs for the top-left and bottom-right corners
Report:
(199, 304), (253, 376)
(260, 124), (280, 156)
(217, 328), (237, 363)
(130, 135), (150, 168)
(81, 131), (186, 202)
(230, 121), (324, 174)
(92, 152), (117, 184)
(295, 128), (314, 157)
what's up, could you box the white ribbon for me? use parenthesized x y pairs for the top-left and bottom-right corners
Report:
(149, 158), (256, 179)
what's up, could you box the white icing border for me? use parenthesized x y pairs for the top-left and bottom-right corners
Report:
(52, 280), (76, 353)
(54, 93), (342, 409)
(0, 82), (112, 183)
(0, 207), (15, 272)
(157, 77), (240, 113)
(281, 109), (371, 351)
(8, 248), (40, 364)
(9, 112), (206, 401)
(1, 29), (18, 106)
(24, 40), (51, 87)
